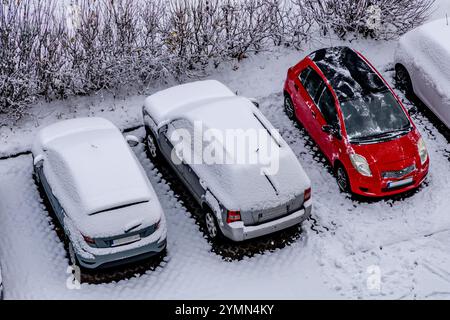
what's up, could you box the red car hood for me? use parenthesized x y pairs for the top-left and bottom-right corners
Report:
(351, 131), (420, 170)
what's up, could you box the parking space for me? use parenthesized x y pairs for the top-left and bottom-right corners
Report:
(0, 74), (450, 298)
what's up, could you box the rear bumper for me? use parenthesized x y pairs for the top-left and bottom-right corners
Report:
(220, 200), (312, 242)
(76, 237), (167, 269)
(349, 161), (429, 197)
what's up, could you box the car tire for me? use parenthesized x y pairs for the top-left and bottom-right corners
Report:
(66, 240), (83, 285)
(145, 126), (160, 159)
(336, 165), (351, 194)
(33, 168), (40, 184)
(395, 64), (413, 96)
(67, 240), (79, 267)
(284, 95), (295, 120)
(204, 211), (222, 241)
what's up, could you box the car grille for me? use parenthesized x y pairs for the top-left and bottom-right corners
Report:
(381, 164), (416, 179)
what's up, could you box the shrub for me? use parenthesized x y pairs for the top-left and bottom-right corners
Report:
(304, 0), (436, 40)
(0, 0), (436, 124)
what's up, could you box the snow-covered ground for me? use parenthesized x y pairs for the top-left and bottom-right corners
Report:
(1, 1), (450, 300)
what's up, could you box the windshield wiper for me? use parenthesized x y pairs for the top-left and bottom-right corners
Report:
(351, 126), (411, 143)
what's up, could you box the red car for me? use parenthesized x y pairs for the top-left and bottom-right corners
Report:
(283, 47), (429, 197)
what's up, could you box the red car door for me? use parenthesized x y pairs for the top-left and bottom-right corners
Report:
(289, 62), (311, 126)
(298, 66), (327, 143)
(309, 83), (342, 163)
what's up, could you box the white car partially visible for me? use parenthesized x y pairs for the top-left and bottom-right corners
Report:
(394, 18), (450, 128)
(32, 117), (167, 269)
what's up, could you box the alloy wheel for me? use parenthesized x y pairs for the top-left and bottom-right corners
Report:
(205, 212), (218, 239)
(68, 241), (77, 266)
(147, 134), (157, 158)
(284, 96), (295, 120)
(337, 167), (349, 193)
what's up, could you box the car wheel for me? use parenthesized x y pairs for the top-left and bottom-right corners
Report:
(204, 211), (221, 240)
(336, 165), (351, 194)
(33, 168), (40, 184)
(68, 241), (78, 267)
(395, 64), (413, 96)
(145, 126), (159, 159)
(284, 95), (295, 120)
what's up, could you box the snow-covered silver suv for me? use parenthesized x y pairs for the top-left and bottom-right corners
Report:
(32, 118), (167, 269)
(143, 80), (312, 242)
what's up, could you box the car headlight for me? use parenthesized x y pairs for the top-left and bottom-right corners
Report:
(350, 154), (372, 177)
(417, 138), (428, 165)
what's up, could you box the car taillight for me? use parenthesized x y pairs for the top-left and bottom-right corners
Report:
(226, 210), (241, 224)
(83, 234), (95, 245)
(304, 187), (312, 201)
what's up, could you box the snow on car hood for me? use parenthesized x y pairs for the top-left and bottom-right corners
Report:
(351, 130), (421, 169)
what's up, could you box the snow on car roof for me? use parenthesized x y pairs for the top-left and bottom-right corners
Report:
(144, 80), (236, 125)
(145, 81), (310, 210)
(309, 46), (388, 102)
(400, 18), (450, 84)
(35, 118), (153, 217)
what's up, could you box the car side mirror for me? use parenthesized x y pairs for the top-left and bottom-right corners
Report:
(248, 98), (260, 108)
(125, 135), (140, 147)
(33, 154), (44, 168)
(322, 125), (342, 140)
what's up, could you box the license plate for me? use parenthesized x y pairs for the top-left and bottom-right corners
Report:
(112, 234), (140, 247)
(387, 177), (413, 189)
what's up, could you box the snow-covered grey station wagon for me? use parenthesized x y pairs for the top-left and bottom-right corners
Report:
(143, 80), (312, 242)
(32, 118), (167, 269)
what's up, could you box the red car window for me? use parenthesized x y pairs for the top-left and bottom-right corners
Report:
(317, 86), (339, 126)
(301, 67), (323, 104)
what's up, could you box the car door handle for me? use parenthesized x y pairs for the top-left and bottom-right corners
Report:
(294, 84), (299, 91)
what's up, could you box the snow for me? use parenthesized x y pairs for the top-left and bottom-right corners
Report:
(148, 85), (310, 211)
(397, 18), (450, 92)
(32, 117), (162, 237)
(1, 91), (450, 298)
(0, 1), (450, 300)
(395, 16), (450, 128)
(144, 80), (236, 126)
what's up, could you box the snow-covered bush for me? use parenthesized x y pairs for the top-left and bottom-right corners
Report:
(304, 0), (435, 40)
(1, 0), (314, 123)
(0, 0), (435, 123)
(273, 0), (313, 49)
(162, 0), (305, 72)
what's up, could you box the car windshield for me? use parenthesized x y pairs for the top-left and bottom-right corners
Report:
(340, 90), (411, 142)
